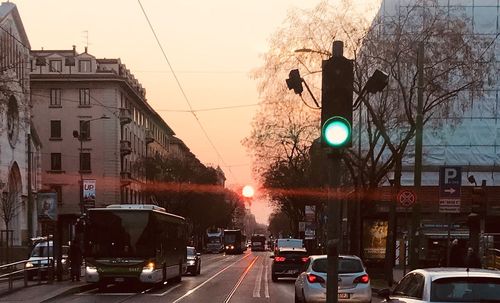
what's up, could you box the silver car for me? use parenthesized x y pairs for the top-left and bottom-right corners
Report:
(378, 267), (500, 303)
(294, 254), (372, 303)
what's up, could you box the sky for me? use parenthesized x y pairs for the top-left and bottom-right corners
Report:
(11, 0), (375, 224)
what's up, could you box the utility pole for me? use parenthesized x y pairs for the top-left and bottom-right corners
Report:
(410, 42), (424, 269)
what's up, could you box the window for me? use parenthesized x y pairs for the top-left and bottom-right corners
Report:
(80, 152), (91, 171)
(79, 88), (90, 106)
(49, 60), (62, 72)
(78, 60), (91, 73)
(79, 120), (90, 140)
(50, 120), (61, 138)
(393, 273), (424, 299)
(50, 89), (61, 106)
(50, 153), (62, 171)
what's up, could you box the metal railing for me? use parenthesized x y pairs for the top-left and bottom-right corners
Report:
(0, 259), (54, 292)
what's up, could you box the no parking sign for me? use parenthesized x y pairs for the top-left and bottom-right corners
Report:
(397, 189), (416, 208)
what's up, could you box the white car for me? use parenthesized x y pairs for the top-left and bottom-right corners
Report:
(294, 254), (372, 303)
(378, 267), (500, 302)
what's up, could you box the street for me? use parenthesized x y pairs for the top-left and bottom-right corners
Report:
(42, 250), (382, 303)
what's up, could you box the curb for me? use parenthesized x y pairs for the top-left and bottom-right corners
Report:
(40, 283), (97, 302)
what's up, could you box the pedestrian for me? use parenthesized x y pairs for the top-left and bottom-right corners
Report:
(69, 241), (83, 282)
(449, 239), (466, 267)
(464, 247), (482, 268)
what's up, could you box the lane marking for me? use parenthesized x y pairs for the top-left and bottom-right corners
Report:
(150, 283), (182, 296)
(223, 256), (259, 303)
(264, 261), (269, 298)
(252, 259), (263, 297)
(171, 253), (251, 303)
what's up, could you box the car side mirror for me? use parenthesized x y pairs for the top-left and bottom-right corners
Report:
(378, 288), (391, 300)
(196, 253), (201, 256)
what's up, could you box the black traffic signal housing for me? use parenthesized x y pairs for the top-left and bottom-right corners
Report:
(286, 69), (304, 95)
(471, 181), (487, 215)
(321, 55), (354, 148)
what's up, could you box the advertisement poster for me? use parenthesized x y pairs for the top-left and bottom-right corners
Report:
(37, 192), (57, 221)
(305, 205), (316, 222)
(83, 179), (96, 209)
(362, 219), (388, 260)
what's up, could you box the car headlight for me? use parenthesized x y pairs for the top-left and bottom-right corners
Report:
(86, 266), (97, 274)
(142, 262), (155, 273)
(225, 246), (229, 249)
(61, 259), (67, 264)
(187, 260), (195, 265)
(25, 262), (33, 268)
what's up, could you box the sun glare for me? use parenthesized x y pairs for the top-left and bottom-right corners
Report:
(242, 185), (255, 198)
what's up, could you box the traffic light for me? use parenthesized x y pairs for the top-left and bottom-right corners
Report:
(286, 69), (304, 95)
(321, 55), (353, 148)
(471, 180), (487, 215)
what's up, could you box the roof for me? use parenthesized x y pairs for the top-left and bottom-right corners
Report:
(0, 2), (30, 49)
(412, 267), (500, 280)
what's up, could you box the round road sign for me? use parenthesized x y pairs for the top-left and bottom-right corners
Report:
(397, 189), (416, 207)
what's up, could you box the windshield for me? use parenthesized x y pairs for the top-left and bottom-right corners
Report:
(312, 258), (363, 274)
(86, 210), (153, 258)
(225, 234), (236, 243)
(187, 247), (195, 256)
(277, 239), (302, 248)
(431, 277), (500, 302)
(31, 245), (53, 257)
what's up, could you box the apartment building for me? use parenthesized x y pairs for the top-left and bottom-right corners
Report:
(30, 47), (176, 237)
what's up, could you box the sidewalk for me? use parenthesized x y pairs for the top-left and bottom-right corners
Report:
(0, 278), (93, 303)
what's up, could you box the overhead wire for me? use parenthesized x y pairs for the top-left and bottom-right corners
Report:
(137, 0), (238, 182)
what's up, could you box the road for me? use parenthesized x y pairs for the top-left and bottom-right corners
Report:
(46, 250), (382, 303)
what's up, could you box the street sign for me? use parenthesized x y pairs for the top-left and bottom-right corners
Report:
(439, 166), (461, 213)
(397, 189), (416, 208)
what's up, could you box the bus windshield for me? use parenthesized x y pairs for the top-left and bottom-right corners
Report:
(86, 210), (155, 258)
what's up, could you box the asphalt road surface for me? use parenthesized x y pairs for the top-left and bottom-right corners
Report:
(47, 250), (382, 303)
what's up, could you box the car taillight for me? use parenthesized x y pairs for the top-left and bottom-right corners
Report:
(307, 273), (325, 283)
(274, 256), (286, 262)
(353, 274), (369, 284)
(301, 257), (309, 263)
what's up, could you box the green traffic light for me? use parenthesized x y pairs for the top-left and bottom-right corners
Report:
(322, 116), (351, 148)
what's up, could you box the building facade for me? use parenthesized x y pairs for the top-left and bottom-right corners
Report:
(0, 2), (41, 251)
(360, 0), (500, 266)
(30, 47), (177, 239)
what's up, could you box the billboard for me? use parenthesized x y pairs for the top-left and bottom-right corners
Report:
(83, 179), (96, 210)
(37, 192), (57, 221)
(362, 219), (388, 260)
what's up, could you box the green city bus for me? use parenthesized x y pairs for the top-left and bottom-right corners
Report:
(83, 204), (187, 287)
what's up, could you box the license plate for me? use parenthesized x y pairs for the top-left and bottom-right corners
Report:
(287, 269), (298, 274)
(114, 278), (125, 282)
(338, 293), (349, 299)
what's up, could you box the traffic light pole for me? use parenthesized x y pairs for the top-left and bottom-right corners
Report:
(326, 150), (341, 303)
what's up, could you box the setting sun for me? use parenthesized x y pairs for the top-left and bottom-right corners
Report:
(242, 185), (255, 198)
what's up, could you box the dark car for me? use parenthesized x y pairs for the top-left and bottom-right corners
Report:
(271, 247), (308, 282)
(186, 246), (201, 275)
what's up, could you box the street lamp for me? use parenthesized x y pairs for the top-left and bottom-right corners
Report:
(72, 115), (110, 214)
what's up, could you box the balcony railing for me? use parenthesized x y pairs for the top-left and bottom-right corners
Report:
(120, 140), (132, 156)
(145, 129), (154, 144)
(119, 108), (132, 125)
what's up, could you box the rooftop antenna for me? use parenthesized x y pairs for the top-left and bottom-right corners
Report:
(82, 30), (89, 52)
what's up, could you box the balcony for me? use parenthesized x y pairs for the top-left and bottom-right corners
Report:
(145, 129), (154, 145)
(120, 171), (132, 186)
(120, 108), (132, 125)
(120, 140), (132, 156)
